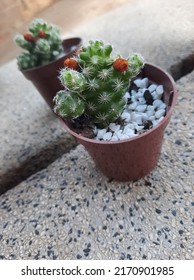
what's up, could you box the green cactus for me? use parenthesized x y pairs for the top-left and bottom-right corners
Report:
(14, 18), (63, 70)
(54, 40), (144, 128)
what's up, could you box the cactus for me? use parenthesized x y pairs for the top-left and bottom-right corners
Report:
(54, 40), (144, 128)
(14, 18), (63, 70)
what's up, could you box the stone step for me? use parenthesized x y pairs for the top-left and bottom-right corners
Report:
(0, 70), (194, 259)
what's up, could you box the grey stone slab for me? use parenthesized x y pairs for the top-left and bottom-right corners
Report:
(0, 70), (194, 259)
(0, 60), (76, 194)
(68, 0), (194, 75)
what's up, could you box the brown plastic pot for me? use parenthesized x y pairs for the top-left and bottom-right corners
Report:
(21, 37), (82, 108)
(61, 63), (178, 181)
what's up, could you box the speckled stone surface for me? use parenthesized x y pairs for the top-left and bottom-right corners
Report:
(0, 60), (76, 194)
(0, 71), (193, 260)
(67, 0), (194, 75)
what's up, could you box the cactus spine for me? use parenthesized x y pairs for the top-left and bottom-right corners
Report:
(54, 40), (144, 128)
(14, 18), (63, 70)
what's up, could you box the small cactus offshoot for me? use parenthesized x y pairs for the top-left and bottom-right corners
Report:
(14, 18), (63, 70)
(54, 40), (144, 128)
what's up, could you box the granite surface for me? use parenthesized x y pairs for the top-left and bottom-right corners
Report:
(0, 60), (77, 194)
(0, 71), (193, 260)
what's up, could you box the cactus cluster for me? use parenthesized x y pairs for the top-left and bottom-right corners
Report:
(54, 40), (144, 128)
(14, 18), (63, 70)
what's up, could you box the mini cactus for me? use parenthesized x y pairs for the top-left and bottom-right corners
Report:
(54, 40), (144, 128)
(14, 18), (63, 70)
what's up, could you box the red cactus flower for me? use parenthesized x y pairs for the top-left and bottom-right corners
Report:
(38, 30), (46, 38)
(23, 33), (34, 42)
(64, 58), (79, 70)
(113, 58), (128, 72)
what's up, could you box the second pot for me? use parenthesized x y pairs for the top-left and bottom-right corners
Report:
(21, 37), (82, 109)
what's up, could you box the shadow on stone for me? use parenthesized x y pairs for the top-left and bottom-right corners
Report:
(0, 139), (77, 195)
(170, 53), (194, 81)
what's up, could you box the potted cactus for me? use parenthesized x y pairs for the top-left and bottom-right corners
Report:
(14, 18), (82, 108)
(54, 40), (177, 181)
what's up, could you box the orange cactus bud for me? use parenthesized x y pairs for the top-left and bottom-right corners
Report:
(23, 33), (34, 42)
(64, 58), (79, 70)
(113, 58), (128, 72)
(38, 30), (46, 38)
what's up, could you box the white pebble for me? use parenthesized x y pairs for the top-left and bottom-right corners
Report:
(147, 110), (154, 117)
(109, 123), (121, 132)
(119, 134), (130, 140)
(102, 132), (112, 141)
(131, 89), (137, 96)
(128, 101), (138, 110)
(115, 130), (129, 140)
(121, 112), (131, 122)
(136, 115), (143, 125)
(147, 105), (155, 111)
(141, 78), (149, 88)
(156, 93), (163, 100)
(140, 112), (149, 121)
(138, 97), (146, 104)
(158, 116), (165, 123)
(148, 84), (157, 92)
(136, 91), (143, 98)
(148, 116), (155, 121)
(124, 128), (135, 136)
(115, 130), (124, 138)
(133, 78), (142, 88)
(153, 99), (164, 108)
(155, 109), (166, 119)
(159, 103), (167, 110)
(136, 104), (147, 112)
(156, 85), (164, 95)
(97, 129), (107, 139)
(152, 91), (158, 100)
(152, 120), (159, 127)
(124, 123), (135, 130)
(111, 135), (119, 141)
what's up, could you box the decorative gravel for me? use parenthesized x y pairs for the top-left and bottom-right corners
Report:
(94, 77), (166, 141)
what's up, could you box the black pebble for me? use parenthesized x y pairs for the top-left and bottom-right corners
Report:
(143, 90), (154, 105)
(143, 120), (153, 130)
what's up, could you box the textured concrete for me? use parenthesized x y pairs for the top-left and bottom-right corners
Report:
(68, 0), (194, 75)
(0, 71), (193, 259)
(0, 60), (76, 194)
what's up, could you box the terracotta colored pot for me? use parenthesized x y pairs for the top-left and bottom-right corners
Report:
(61, 63), (178, 181)
(21, 37), (82, 108)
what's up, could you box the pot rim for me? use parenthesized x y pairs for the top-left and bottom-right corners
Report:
(21, 37), (82, 74)
(60, 63), (178, 145)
